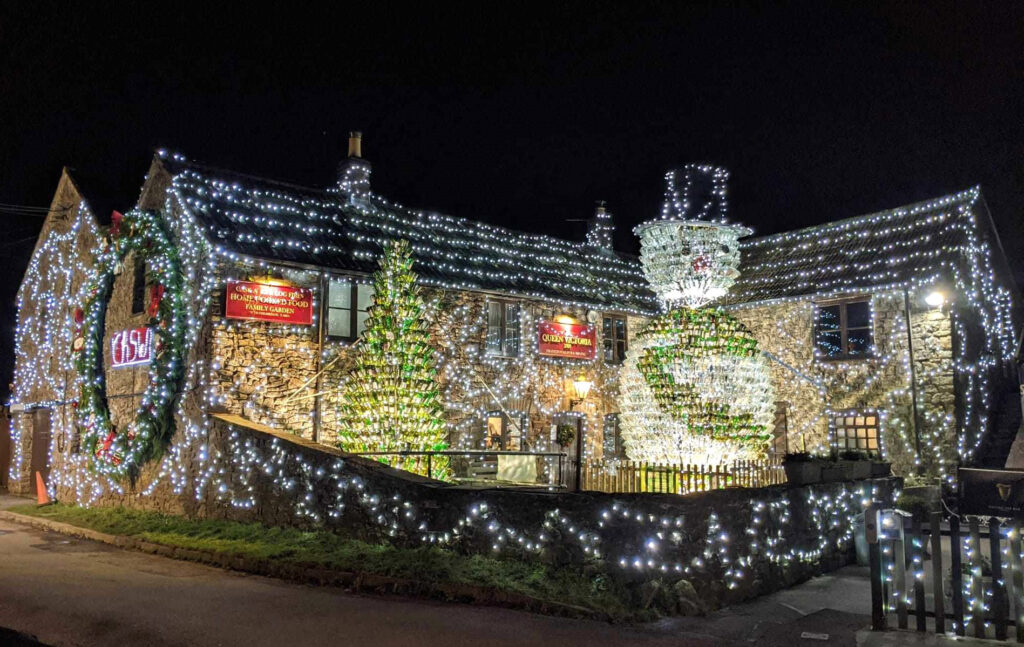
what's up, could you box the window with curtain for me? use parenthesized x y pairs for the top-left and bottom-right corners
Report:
(327, 278), (374, 341)
(603, 315), (628, 363)
(485, 300), (520, 357)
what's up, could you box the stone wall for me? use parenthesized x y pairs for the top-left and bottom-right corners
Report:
(731, 290), (956, 477)
(51, 413), (898, 611)
(8, 171), (102, 494)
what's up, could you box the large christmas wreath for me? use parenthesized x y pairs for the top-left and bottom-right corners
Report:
(76, 209), (187, 480)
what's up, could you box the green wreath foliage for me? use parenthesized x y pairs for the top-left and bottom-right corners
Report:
(76, 209), (187, 480)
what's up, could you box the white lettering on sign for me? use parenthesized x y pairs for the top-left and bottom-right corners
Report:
(111, 327), (154, 368)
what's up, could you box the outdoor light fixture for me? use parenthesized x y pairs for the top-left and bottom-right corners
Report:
(572, 372), (593, 402)
(925, 290), (945, 308)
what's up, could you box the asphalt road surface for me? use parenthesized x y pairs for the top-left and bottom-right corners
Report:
(0, 516), (724, 647)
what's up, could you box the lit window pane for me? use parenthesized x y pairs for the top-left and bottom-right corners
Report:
(355, 310), (369, 336)
(328, 309), (351, 338)
(329, 279), (351, 309)
(356, 284), (374, 311)
(503, 302), (520, 356)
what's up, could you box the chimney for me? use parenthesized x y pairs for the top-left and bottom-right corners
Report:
(338, 131), (372, 200)
(586, 200), (615, 250)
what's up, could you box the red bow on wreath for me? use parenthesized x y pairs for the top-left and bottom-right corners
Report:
(110, 211), (123, 237)
(148, 284), (164, 318)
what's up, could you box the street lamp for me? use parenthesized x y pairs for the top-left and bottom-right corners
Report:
(568, 372), (593, 492)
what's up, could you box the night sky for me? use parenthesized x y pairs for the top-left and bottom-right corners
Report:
(0, 3), (1021, 402)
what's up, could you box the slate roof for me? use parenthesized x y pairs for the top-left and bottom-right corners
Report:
(729, 189), (988, 304)
(162, 154), (659, 313)
(160, 152), (1001, 313)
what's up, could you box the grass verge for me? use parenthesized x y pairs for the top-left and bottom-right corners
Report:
(8, 503), (640, 620)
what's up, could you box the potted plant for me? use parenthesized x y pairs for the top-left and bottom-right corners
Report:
(838, 449), (872, 480)
(783, 452), (822, 485)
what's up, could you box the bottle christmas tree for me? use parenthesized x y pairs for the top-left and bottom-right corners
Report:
(337, 240), (448, 477)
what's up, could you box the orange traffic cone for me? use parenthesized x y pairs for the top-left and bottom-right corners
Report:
(35, 471), (51, 506)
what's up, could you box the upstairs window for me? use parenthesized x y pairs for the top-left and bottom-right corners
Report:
(327, 278), (374, 341)
(603, 315), (628, 363)
(815, 298), (873, 360)
(485, 300), (520, 357)
(131, 258), (147, 315)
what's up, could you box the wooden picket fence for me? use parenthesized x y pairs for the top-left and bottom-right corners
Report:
(870, 508), (1024, 641)
(581, 458), (785, 494)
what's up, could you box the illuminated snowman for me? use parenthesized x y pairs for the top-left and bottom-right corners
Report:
(618, 165), (775, 465)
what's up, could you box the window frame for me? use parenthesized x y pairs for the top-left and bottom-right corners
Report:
(814, 296), (874, 361)
(484, 298), (521, 358)
(602, 413), (623, 459)
(326, 277), (373, 342)
(602, 314), (628, 364)
(483, 410), (529, 451)
(830, 408), (881, 457)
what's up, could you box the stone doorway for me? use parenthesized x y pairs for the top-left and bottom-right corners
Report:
(29, 408), (51, 495)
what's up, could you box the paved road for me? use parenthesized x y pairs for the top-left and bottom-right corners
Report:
(0, 495), (877, 647)
(0, 516), (722, 647)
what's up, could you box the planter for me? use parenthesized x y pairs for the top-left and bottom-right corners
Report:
(870, 461), (892, 477)
(843, 460), (872, 480)
(820, 463), (847, 482)
(783, 461), (822, 485)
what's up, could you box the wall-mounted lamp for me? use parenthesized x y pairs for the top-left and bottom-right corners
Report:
(572, 372), (593, 403)
(925, 290), (945, 308)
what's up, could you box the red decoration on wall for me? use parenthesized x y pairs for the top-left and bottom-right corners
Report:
(537, 320), (597, 360)
(148, 284), (164, 318)
(110, 211), (123, 237)
(225, 280), (313, 325)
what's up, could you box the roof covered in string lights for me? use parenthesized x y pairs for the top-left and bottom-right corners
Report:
(158, 152), (1008, 313)
(727, 188), (1005, 304)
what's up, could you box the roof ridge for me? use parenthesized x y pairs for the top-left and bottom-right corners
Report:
(742, 186), (979, 247)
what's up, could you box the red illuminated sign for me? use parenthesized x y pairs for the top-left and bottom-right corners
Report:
(111, 327), (153, 368)
(225, 280), (313, 325)
(537, 320), (596, 360)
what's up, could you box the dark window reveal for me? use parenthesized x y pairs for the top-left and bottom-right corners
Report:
(485, 300), (520, 357)
(602, 413), (623, 459)
(603, 315), (628, 363)
(815, 299), (873, 360)
(131, 259), (147, 315)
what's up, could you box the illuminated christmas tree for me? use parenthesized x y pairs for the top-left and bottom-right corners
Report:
(337, 240), (447, 476)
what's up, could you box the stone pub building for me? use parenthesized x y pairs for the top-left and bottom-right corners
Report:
(7, 134), (1019, 499)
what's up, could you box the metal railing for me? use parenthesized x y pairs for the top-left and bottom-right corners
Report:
(349, 449), (568, 486)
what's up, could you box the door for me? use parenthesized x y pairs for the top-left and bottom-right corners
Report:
(30, 408), (51, 495)
(0, 411), (10, 489)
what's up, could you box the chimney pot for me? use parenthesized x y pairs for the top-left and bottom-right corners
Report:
(348, 131), (363, 158)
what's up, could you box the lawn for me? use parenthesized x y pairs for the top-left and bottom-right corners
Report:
(9, 503), (646, 620)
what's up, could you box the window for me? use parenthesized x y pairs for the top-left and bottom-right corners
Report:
(484, 411), (529, 450)
(603, 315), (628, 363)
(831, 410), (880, 455)
(815, 299), (873, 360)
(770, 402), (789, 457)
(485, 300), (520, 357)
(131, 258), (147, 315)
(602, 413), (623, 459)
(327, 278), (374, 340)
